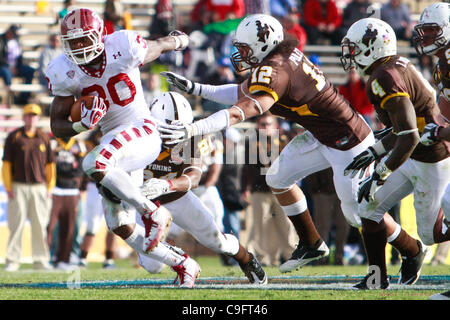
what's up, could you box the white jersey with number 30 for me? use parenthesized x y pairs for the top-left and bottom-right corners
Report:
(46, 30), (151, 134)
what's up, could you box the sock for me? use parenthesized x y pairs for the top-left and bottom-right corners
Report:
(105, 250), (114, 260)
(362, 226), (388, 280)
(124, 223), (184, 267)
(232, 245), (251, 265)
(80, 250), (88, 259)
(101, 167), (157, 215)
(287, 210), (321, 246)
(389, 229), (420, 258)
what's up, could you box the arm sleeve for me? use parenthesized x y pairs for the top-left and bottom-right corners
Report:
(45, 162), (56, 191)
(2, 161), (12, 192)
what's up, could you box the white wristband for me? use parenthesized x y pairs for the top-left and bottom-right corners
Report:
(182, 174), (192, 191)
(171, 36), (181, 50)
(72, 121), (88, 133)
(371, 139), (387, 156)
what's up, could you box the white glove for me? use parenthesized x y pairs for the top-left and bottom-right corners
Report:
(141, 178), (175, 200)
(420, 123), (442, 146)
(169, 30), (189, 51)
(158, 120), (198, 145)
(160, 71), (197, 94)
(344, 146), (381, 179)
(80, 96), (107, 130)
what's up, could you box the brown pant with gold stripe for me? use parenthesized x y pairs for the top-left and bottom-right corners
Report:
(47, 194), (80, 263)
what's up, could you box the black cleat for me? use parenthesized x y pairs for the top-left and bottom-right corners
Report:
(239, 253), (267, 285)
(279, 240), (329, 273)
(398, 240), (429, 285)
(353, 273), (390, 290)
(429, 290), (450, 300)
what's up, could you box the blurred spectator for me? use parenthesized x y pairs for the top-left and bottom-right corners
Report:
(47, 136), (85, 270)
(149, 0), (173, 39)
(417, 54), (434, 84)
(206, 0), (245, 22)
(270, 0), (298, 20)
(38, 34), (63, 87)
(303, 0), (342, 45)
(282, 13), (307, 52)
(338, 68), (375, 129)
(304, 168), (349, 265)
(190, 0), (213, 31)
(144, 73), (164, 105)
(57, 0), (76, 21)
(242, 114), (298, 266)
(191, 134), (225, 233)
(202, 57), (235, 113)
(380, 0), (412, 42)
(244, 0), (270, 15)
(0, 25), (36, 105)
(336, 0), (371, 44)
(2, 104), (55, 271)
(78, 129), (118, 269)
(104, 0), (125, 34)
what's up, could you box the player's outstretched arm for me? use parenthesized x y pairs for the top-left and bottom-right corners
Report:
(143, 31), (189, 64)
(158, 93), (275, 145)
(161, 71), (239, 105)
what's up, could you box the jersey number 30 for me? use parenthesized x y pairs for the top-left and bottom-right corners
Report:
(81, 73), (137, 108)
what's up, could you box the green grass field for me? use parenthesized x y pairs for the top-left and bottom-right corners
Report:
(0, 256), (448, 301)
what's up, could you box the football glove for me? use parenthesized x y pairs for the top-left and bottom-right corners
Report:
(158, 120), (198, 145)
(420, 123), (442, 146)
(357, 162), (391, 203)
(169, 30), (189, 51)
(344, 146), (383, 179)
(160, 71), (196, 94)
(80, 96), (107, 130)
(141, 178), (175, 200)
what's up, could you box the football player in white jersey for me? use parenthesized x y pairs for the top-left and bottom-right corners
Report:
(46, 8), (201, 287)
(138, 92), (267, 285)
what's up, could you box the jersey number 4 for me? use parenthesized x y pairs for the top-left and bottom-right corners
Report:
(81, 73), (137, 108)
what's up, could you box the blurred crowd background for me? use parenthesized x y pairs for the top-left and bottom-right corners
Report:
(0, 0), (447, 272)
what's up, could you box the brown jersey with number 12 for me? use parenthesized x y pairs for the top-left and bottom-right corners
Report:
(247, 47), (371, 151)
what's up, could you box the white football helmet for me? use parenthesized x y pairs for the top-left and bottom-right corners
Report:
(149, 91), (193, 124)
(413, 2), (450, 55)
(341, 18), (397, 76)
(61, 8), (105, 65)
(230, 14), (284, 72)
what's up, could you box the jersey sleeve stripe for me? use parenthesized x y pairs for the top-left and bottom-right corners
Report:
(249, 85), (279, 102)
(380, 92), (410, 109)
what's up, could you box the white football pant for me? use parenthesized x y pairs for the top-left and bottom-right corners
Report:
(265, 130), (375, 228)
(358, 157), (450, 245)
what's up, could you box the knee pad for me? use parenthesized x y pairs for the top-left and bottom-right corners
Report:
(82, 147), (103, 176)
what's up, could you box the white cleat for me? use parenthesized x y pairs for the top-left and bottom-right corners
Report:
(172, 254), (201, 288)
(142, 203), (172, 253)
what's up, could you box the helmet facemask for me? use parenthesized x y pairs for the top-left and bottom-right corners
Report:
(231, 42), (257, 72)
(414, 24), (447, 55)
(62, 28), (104, 65)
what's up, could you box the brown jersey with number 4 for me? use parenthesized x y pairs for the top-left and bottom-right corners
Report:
(247, 47), (371, 151)
(366, 55), (449, 163)
(143, 137), (211, 204)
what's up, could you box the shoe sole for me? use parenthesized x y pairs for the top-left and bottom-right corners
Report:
(279, 247), (330, 273)
(398, 245), (430, 285)
(145, 217), (173, 253)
